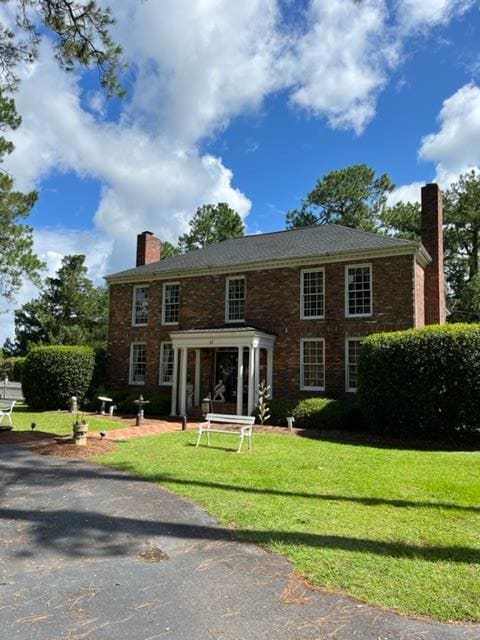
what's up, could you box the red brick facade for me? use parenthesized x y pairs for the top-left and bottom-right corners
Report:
(106, 253), (422, 401)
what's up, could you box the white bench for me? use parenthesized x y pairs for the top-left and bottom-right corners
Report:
(196, 413), (256, 453)
(0, 400), (16, 430)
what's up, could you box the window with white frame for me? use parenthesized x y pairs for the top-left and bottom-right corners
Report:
(346, 265), (372, 316)
(301, 268), (325, 319)
(162, 282), (180, 324)
(300, 338), (325, 390)
(159, 342), (174, 385)
(225, 276), (245, 322)
(346, 338), (363, 391)
(129, 342), (146, 384)
(132, 285), (149, 326)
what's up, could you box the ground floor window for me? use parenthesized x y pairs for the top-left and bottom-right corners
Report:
(159, 342), (174, 385)
(300, 338), (325, 390)
(129, 342), (146, 384)
(346, 338), (363, 391)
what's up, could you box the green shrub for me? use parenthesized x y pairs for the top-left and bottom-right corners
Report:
(116, 391), (171, 416)
(90, 389), (171, 416)
(255, 398), (297, 425)
(88, 345), (107, 393)
(12, 357), (25, 383)
(292, 397), (351, 429)
(23, 346), (95, 410)
(358, 324), (480, 440)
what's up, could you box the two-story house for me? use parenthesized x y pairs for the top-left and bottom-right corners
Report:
(105, 183), (445, 416)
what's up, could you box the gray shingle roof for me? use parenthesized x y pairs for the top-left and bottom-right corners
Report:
(106, 223), (419, 280)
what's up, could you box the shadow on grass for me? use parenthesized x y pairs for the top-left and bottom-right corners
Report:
(296, 428), (480, 452)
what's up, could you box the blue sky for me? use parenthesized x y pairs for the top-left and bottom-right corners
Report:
(1, 0), (480, 343)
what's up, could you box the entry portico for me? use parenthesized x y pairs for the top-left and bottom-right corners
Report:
(169, 327), (276, 417)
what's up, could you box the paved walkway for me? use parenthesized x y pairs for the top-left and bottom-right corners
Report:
(0, 445), (478, 640)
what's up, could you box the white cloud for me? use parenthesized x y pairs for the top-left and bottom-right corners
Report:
(0, 229), (112, 346)
(387, 181), (424, 205)
(420, 83), (480, 174)
(395, 0), (476, 31)
(388, 82), (480, 202)
(288, 0), (398, 134)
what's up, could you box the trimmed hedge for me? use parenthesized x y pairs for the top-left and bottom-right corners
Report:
(358, 324), (480, 440)
(292, 397), (352, 430)
(23, 346), (95, 410)
(88, 389), (171, 416)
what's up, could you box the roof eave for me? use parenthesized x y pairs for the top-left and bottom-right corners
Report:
(104, 243), (420, 285)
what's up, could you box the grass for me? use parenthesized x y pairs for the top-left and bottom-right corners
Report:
(98, 431), (480, 622)
(5, 405), (126, 435)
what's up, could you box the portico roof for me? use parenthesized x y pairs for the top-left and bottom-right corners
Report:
(169, 326), (276, 349)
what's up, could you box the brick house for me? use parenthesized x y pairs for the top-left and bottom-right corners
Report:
(105, 183), (445, 416)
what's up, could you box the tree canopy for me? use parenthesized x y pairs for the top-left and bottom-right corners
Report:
(178, 203), (245, 253)
(3, 254), (107, 356)
(0, 1), (123, 301)
(285, 164), (394, 231)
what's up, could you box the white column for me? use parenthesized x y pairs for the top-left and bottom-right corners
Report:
(170, 347), (179, 416)
(267, 348), (274, 399)
(179, 347), (188, 415)
(236, 346), (243, 415)
(194, 349), (201, 406)
(254, 346), (261, 404)
(247, 345), (255, 415)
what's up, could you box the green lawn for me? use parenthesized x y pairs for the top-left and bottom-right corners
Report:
(98, 431), (480, 622)
(6, 406), (126, 435)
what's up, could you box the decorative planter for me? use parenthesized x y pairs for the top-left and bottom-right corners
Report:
(72, 421), (89, 446)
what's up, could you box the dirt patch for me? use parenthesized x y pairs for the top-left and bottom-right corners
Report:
(0, 430), (56, 444)
(30, 438), (118, 459)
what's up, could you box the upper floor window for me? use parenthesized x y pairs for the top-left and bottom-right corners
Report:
(301, 268), (325, 319)
(225, 276), (245, 323)
(345, 265), (372, 317)
(162, 282), (180, 325)
(132, 285), (149, 326)
(159, 342), (174, 385)
(129, 342), (146, 385)
(345, 338), (363, 391)
(300, 338), (325, 391)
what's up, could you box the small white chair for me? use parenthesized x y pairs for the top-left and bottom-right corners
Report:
(0, 400), (16, 428)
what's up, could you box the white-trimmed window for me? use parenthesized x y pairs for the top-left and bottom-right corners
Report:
(346, 338), (363, 391)
(162, 282), (180, 325)
(301, 268), (325, 319)
(300, 338), (325, 390)
(225, 276), (246, 323)
(159, 342), (174, 386)
(129, 342), (146, 385)
(132, 285), (149, 326)
(345, 265), (372, 317)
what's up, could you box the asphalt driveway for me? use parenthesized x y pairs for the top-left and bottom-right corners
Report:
(0, 445), (478, 640)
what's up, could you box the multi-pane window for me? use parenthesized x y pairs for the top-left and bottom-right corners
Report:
(129, 342), (146, 384)
(162, 282), (180, 324)
(132, 285), (149, 326)
(300, 338), (325, 390)
(159, 342), (174, 385)
(301, 268), (325, 319)
(346, 338), (363, 391)
(346, 265), (372, 316)
(226, 276), (246, 322)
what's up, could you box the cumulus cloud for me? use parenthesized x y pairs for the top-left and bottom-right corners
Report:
(288, 0), (398, 134)
(395, 0), (476, 31)
(388, 82), (480, 202)
(0, 229), (112, 346)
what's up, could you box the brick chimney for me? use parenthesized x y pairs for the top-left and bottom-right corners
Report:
(136, 231), (161, 266)
(421, 183), (446, 324)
